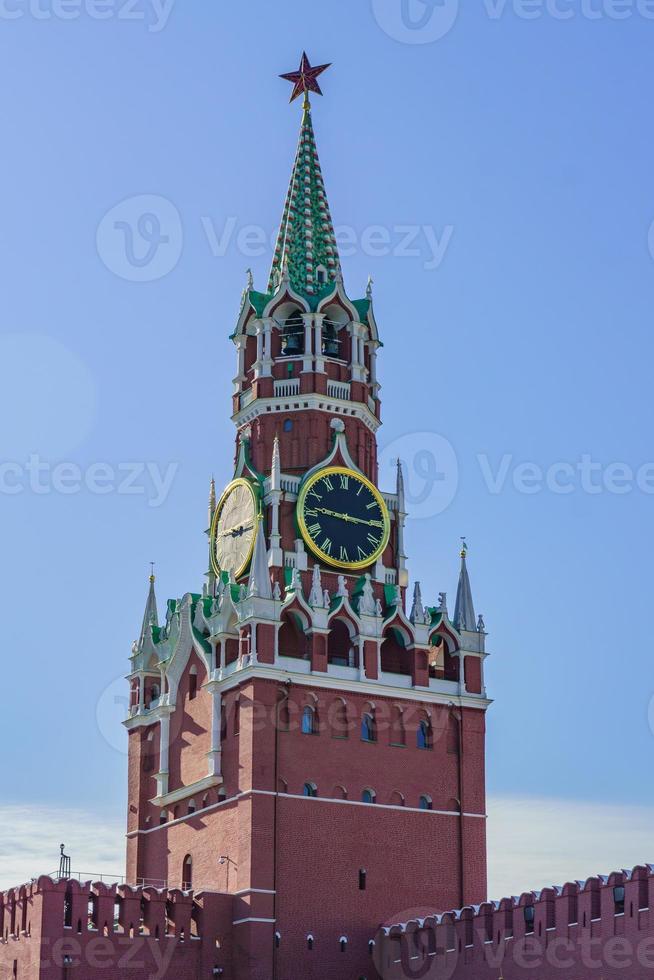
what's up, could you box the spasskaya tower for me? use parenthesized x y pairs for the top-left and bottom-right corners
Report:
(124, 53), (491, 980)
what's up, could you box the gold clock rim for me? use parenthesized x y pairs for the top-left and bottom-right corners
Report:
(297, 466), (391, 572)
(210, 478), (259, 581)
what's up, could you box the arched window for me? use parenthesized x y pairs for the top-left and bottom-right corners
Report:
(188, 666), (198, 701)
(159, 810), (167, 825)
(340, 936), (348, 953)
(307, 934), (314, 950)
(390, 791), (405, 807)
(275, 931), (281, 948)
(302, 705), (317, 735)
(362, 788), (376, 805)
(182, 855), (193, 891)
(218, 788), (227, 802)
(303, 782), (318, 798)
(63, 887), (73, 929)
(361, 712), (376, 743)
(281, 310), (304, 355)
(188, 799), (196, 815)
(419, 795), (433, 811)
(322, 320), (340, 357)
(283, 418), (293, 432)
(316, 265), (327, 286)
(417, 719), (432, 750)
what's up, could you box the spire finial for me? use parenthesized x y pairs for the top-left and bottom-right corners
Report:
(149, 562), (155, 584)
(280, 52), (332, 106)
(460, 537), (468, 559)
(366, 275), (374, 300)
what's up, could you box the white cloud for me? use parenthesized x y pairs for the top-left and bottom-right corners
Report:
(0, 805), (124, 891)
(488, 796), (654, 899)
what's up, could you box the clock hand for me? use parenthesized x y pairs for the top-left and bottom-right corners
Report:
(219, 521), (254, 538)
(314, 508), (383, 528)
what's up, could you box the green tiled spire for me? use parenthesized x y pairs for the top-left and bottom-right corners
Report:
(268, 103), (342, 297)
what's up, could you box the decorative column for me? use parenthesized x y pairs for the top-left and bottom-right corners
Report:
(207, 690), (222, 777)
(268, 436), (283, 567)
(233, 335), (247, 393)
(350, 322), (366, 383)
(253, 320), (264, 378)
(156, 713), (170, 798)
(302, 313), (314, 373)
(261, 317), (274, 377)
(314, 314), (326, 373)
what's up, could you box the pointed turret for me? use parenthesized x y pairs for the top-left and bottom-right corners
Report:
(268, 100), (341, 296)
(454, 541), (477, 632)
(139, 567), (159, 647)
(248, 519), (273, 599)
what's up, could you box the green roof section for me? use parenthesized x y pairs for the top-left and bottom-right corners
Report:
(268, 105), (342, 298)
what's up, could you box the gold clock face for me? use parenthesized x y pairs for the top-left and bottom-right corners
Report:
(210, 479), (258, 580)
(297, 466), (391, 571)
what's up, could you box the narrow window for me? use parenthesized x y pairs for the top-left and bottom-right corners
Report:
(63, 888), (73, 929)
(303, 783), (317, 798)
(283, 418), (293, 433)
(524, 906), (535, 934)
(417, 719), (432, 750)
(614, 886), (626, 915)
(301, 705), (316, 735)
(188, 798), (196, 815)
(275, 931), (281, 949)
(419, 795), (432, 811)
(359, 869), (367, 891)
(307, 935), (314, 950)
(182, 855), (193, 891)
(340, 937), (348, 953)
(189, 668), (198, 701)
(233, 699), (240, 736)
(362, 789), (376, 805)
(159, 810), (167, 826)
(361, 712), (376, 743)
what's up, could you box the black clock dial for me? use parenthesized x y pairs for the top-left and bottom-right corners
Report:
(297, 467), (391, 570)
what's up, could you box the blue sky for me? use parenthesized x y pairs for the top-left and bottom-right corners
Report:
(1, 0), (654, 893)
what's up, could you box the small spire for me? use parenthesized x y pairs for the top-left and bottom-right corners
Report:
(246, 268), (254, 290)
(410, 582), (425, 625)
(271, 435), (281, 492)
(396, 458), (406, 512)
(208, 475), (216, 525)
(366, 275), (374, 300)
(248, 519), (273, 600)
(454, 541), (476, 632)
(139, 568), (159, 647)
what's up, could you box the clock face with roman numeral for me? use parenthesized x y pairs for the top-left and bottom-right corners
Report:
(297, 466), (391, 571)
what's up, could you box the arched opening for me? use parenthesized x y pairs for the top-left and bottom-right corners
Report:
(380, 628), (410, 675)
(87, 895), (98, 931)
(188, 666), (198, 701)
(188, 798), (196, 815)
(301, 705), (317, 735)
(278, 612), (308, 660)
(333, 784), (347, 800)
(303, 782), (318, 798)
(159, 810), (167, 826)
(361, 711), (376, 743)
(362, 788), (376, 805)
(322, 319), (340, 357)
(281, 310), (304, 356)
(419, 795), (433, 811)
(327, 619), (355, 667)
(417, 718), (433, 750)
(390, 791), (405, 807)
(182, 855), (193, 891)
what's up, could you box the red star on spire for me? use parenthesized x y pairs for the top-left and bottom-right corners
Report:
(280, 52), (332, 104)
